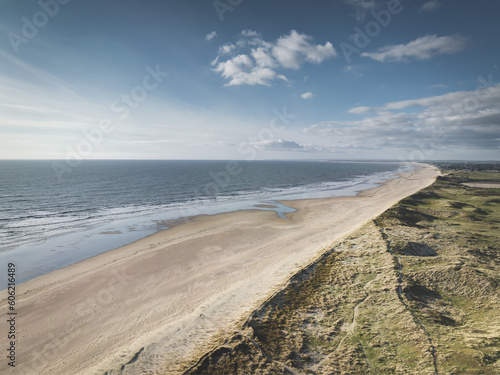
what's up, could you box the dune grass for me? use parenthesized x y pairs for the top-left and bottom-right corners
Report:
(183, 171), (500, 375)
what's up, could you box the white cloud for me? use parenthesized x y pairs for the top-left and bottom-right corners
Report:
(213, 54), (287, 86)
(348, 106), (373, 114)
(252, 47), (276, 68)
(205, 31), (217, 41)
(304, 84), (500, 152)
(421, 0), (441, 12)
(361, 35), (468, 63)
(382, 90), (483, 110)
(212, 30), (336, 86)
(214, 54), (253, 78)
(241, 29), (259, 38)
(219, 44), (236, 55)
(272, 30), (336, 69)
(301, 92), (314, 99)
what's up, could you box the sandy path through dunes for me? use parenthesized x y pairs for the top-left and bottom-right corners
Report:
(0, 164), (439, 375)
(462, 182), (500, 188)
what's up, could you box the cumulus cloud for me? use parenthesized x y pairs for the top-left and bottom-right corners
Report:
(212, 30), (336, 86)
(301, 92), (313, 99)
(421, 0), (441, 12)
(272, 30), (336, 69)
(361, 35), (468, 63)
(213, 54), (287, 86)
(252, 47), (276, 68)
(218, 44), (236, 55)
(304, 82), (500, 152)
(205, 31), (217, 41)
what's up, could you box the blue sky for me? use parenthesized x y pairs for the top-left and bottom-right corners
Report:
(1, 0), (499, 161)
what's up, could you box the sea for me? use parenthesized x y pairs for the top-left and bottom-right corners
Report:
(0, 160), (412, 283)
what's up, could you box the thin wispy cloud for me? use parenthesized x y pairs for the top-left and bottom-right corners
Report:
(212, 30), (336, 86)
(301, 92), (313, 99)
(205, 31), (217, 41)
(0, 57), (102, 135)
(248, 139), (320, 152)
(421, 0), (441, 12)
(0, 50), (85, 102)
(361, 35), (468, 63)
(109, 139), (178, 144)
(430, 83), (448, 89)
(347, 106), (372, 114)
(341, 0), (376, 21)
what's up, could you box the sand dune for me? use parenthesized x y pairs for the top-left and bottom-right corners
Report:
(0, 163), (439, 375)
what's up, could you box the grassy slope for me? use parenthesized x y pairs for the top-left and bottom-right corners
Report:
(181, 171), (500, 375)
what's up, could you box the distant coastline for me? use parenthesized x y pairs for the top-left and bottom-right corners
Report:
(0, 160), (411, 283)
(183, 168), (500, 375)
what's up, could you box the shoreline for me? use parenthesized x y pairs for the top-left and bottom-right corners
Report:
(1, 163), (410, 294)
(0, 162), (409, 285)
(0, 163), (439, 375)
(184, 168), (500, 375)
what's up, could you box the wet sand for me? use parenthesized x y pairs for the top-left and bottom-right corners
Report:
(0, 163), (439, 375)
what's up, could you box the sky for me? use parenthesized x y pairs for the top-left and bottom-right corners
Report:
(1, 0), (499, 161)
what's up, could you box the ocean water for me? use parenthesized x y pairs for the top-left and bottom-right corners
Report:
(0, 160), (411, 282)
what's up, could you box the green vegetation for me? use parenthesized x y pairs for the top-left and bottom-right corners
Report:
(183, 171), (500, 375)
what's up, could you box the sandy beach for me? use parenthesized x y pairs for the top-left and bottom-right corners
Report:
(0, 163), (439, 375)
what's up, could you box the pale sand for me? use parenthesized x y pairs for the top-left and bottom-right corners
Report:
(0, 163), (439, 375)
(462, 182), (500, 188)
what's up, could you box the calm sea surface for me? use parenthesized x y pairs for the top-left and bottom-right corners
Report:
(0, 160), (411, 282)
